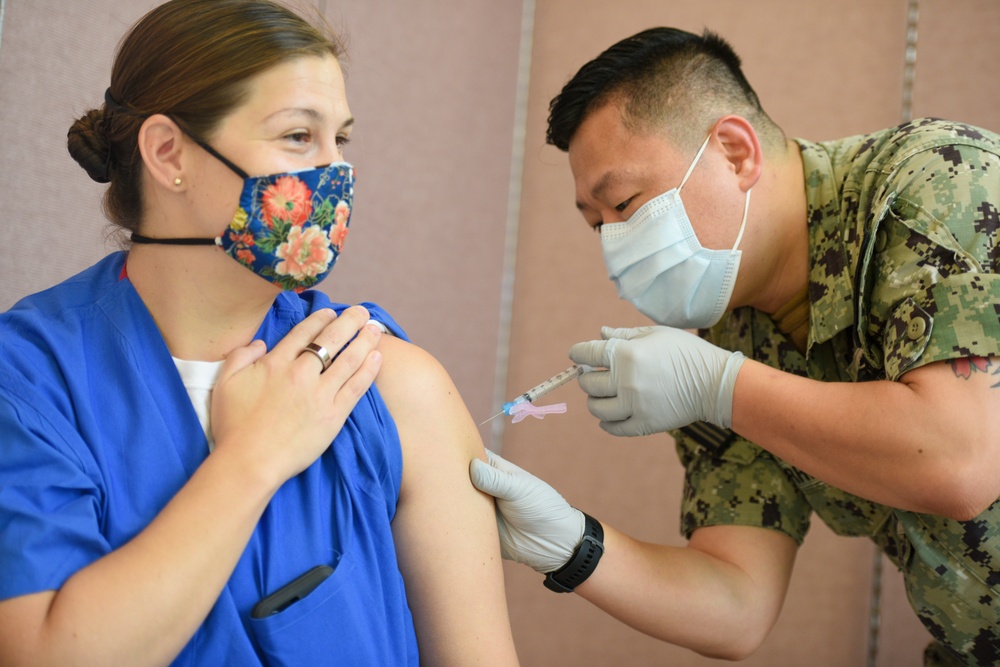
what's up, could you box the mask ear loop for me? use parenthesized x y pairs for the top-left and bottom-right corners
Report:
(731, 189), (751, 253)
(103, 90), (250, 181)
(677, 134), (712, 192)
(166, 115), (250, 180)
(676, 132), (751, 254)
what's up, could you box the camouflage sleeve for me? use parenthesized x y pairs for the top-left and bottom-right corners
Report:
(674, 422), (812, 544)
(892, 505), (1000, 666)
(861, 139), (1000, 380)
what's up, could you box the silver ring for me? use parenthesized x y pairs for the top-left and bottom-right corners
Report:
(301, 342), (333, 373)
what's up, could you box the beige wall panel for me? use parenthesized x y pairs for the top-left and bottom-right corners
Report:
(504, 0), (1000, 665)
(0, 0), (161, 305)
(906, 0), (1000, 131)
(325, 1), (523, 418)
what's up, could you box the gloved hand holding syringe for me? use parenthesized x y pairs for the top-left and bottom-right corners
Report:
(480, 364), (595, 425)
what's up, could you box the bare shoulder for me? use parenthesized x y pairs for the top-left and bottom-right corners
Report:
(374, 335), (458, 412)
(373, 335), (480, 456)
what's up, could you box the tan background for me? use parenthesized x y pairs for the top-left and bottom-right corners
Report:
(1, 1), (998, 665)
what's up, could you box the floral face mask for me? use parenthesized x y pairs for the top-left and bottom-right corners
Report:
(131, 130), (354, 293)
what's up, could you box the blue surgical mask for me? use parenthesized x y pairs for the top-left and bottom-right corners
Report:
(600, 135), (750, 329)
(131, 131), (354, 293)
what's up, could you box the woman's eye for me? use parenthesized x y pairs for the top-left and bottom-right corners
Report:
(284, 131), (312, 144)
(336, 135), (351, 149)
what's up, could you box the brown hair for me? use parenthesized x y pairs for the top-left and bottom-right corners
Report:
(66, 0), (344, 232)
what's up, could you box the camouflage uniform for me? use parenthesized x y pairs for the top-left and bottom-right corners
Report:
(674, 119), (1000, 666)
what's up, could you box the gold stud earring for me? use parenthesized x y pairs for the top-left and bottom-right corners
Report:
(174, 177), (183, 186)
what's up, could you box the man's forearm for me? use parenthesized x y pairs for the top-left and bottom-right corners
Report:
(731, 358), (1000, 518)
(574, 523), (796, 661)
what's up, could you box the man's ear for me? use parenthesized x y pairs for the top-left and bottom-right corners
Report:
(137, 114), (186, 190)
(712, 115), (763, 192)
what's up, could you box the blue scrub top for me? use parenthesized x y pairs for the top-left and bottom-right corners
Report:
(0, 253), (420, 665)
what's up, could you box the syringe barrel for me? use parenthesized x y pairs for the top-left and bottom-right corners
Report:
(498, 364), (595, 416)
(522, 364), (590, 403)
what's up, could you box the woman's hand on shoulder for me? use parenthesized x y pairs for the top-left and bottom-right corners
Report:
(210, 306), (383, 491)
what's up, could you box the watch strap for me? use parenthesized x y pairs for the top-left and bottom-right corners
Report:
(543, 512), (605, 593)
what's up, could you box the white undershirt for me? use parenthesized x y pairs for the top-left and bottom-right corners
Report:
(172, 357), (224, 452)
(171, 319), (389, 453)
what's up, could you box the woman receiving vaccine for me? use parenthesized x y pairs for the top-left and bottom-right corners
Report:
(0, 1), (519, 665)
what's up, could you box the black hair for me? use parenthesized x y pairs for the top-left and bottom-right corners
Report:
(546, 27), (779, 151)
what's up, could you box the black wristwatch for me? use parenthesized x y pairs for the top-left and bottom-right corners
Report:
(543, 512), (605, 593)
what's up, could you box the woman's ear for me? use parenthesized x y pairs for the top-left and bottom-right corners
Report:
(712, 115), (763, 192)
(137, 114), (186, 190)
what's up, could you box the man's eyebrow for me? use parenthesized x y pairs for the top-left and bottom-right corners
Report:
(575, 170), (621, 211)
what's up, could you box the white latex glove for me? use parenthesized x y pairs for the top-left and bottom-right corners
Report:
(569, 325), (745, 437)
(469, 450), (585, 574)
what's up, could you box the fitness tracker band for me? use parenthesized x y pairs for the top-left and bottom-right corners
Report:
(543, 512), (605, 593)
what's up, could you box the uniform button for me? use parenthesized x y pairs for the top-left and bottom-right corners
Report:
(907, 316), (927, 340)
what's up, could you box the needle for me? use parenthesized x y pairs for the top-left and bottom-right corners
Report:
(479, 410), (505, 426)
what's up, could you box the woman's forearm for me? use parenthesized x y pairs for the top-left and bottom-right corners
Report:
(30, 448), (277, 666)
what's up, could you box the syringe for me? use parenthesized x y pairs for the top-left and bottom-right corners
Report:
(480, 364), (594, 425)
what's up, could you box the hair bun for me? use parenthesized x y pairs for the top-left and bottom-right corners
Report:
(67, 109), (113, 183)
